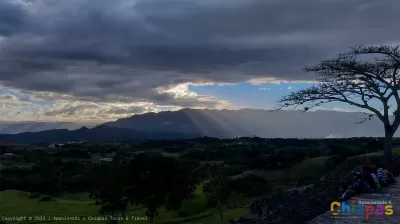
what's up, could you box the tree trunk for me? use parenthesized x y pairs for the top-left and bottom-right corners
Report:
(383, 127), (394, 172)
(149, 214), (154, 224)
(218, 200), (223, 221)
(110, 212), (117, 224)
(57, 171), (63, 191)
(383, 128), (394, 159)
(148, 207), (156, 224)
(121, 203), (127, 224)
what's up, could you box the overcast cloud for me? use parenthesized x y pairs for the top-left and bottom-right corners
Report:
(0, 0), (399, 121)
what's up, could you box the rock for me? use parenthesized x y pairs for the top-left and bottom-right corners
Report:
(232, 155), (400, 224)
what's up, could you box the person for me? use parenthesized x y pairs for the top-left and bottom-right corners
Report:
(376, 163), (389, 187)
(338, 182), (349, 201)
(384, 169), (396, 184)
(361, 166), (379, 192)
(338, 172), (373, 201)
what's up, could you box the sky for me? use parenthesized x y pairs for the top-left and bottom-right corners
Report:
(0, 0), (399, 122)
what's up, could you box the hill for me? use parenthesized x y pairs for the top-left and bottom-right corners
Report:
(0, 126), (197, 144)
(0, 121), (95, 134)
(1, 109), (399, 144)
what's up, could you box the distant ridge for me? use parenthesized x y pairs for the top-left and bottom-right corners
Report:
(0, 109), (398, 144)
(103, 108), (399, 138)
(0, 126), (198, 144)
(0, 121), (95, 134)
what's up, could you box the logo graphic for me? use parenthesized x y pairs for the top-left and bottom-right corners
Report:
(330, 200), (393, 219)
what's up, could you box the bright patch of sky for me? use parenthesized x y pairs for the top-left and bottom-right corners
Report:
(189, 82), (392, 113)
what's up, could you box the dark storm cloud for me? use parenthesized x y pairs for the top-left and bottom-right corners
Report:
(0, 1), (27, 36)
(1, 0), (400, 105)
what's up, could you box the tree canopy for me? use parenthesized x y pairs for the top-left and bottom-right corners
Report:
(279, 45), (400, 158)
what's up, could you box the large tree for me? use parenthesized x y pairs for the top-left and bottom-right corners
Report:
(89, 163), (130, 223)
(278, 45), (400, 159)
(126, 153), (198, 224)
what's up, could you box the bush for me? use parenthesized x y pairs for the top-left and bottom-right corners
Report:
(231, 175), (271, 197)
(38, 195), (55, 202)
(178, 200), (207, 217)
(164, 147), (185, 153)
(28, 192), (42, 199)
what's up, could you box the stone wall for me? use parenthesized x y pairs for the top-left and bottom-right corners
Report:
(231, 155), (400, 224)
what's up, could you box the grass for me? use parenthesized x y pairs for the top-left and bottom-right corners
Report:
(0, 186), (248, 224)
(356, 147), (400, 156)
(393, 147), (400, 154)
(178, 184), (208, 217)
(60, 192), (93, 202)
(232, 169), (288, 181)
(231, 156), (330, 189)
(0, 190), (99, 224)
(289, 156), (330, 179)
(185, 208), (247, 224)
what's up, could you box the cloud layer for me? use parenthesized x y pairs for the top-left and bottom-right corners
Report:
(1, 0), (400, 121)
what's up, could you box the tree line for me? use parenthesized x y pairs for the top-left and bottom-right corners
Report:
(88, 153), (271, 223)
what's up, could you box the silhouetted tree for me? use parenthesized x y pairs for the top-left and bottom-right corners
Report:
(202, 163), (232, 221)
(164, 161), (199, 212)
(0, 145), (6, 155)
(366, 139), (380, 151)
(230, 175), (271, 197)
(278, 45), (400, 160)
(126, 153), (198, 224)
(89, 163), (129, 223)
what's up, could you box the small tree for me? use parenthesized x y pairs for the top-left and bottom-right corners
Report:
(278, 45), (400, 161)
(202, 163), (232, 221)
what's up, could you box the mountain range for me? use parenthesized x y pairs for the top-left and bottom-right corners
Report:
(0, 121), (96, 134)
(0, 109), (398, 144)
(0, 126), (196, 144)
(104, 109), (399, 138)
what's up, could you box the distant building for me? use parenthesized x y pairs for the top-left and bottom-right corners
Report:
(99, 158), (113, 162)
(49, 143), (65, 148)
(3, 153), (15, 157)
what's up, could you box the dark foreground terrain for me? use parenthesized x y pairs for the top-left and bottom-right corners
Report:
(1, 137), (400, 224)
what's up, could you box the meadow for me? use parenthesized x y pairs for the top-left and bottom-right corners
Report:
(0, 187), (247, 224)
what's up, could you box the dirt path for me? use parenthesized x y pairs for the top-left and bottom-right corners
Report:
(308, 176), (400, 224)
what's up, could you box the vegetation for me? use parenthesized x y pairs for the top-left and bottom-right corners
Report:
(1, 137), (394, 223)
(278, 45), (400, 160)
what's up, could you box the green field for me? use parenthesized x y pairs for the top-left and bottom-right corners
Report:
(393, 147), (400, 154)
(0, 188), (247, 224)
(231, 156), (330, 188)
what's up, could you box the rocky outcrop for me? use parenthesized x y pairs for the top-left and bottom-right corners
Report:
(231, 155), (400, 224)
(308, 175), (400, 224)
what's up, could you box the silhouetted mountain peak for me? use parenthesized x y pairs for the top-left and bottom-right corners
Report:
(77, 126), (89, 131)
(0, 125), (196, 144)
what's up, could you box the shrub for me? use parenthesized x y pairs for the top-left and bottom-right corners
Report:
(178, 200), (207, 217)
(231, 175), (271, 197)
(28, 192), (42, 199)
(38, 195), (55, 202)
(164, 147), (185, 153)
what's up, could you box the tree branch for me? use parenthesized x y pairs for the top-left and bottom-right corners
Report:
(279, 45), (400, 135)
